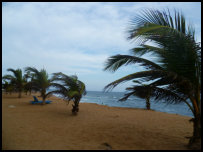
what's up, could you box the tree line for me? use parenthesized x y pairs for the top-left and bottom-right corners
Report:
(2, 67), (86, 115)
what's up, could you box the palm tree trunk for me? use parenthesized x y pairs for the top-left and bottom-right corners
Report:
(188, 97), (201, 149)
(146, 96), (150, 110)
(72, 98), (80, 115)
(41, 90), (46, 105)
(18, 90), (22, 98)
(188, 114), (201, 149)
(29, 88), (32, 95)
(42, 96), (46, 105)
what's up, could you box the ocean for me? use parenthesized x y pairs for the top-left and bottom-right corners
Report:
(54, 91), (193, 117)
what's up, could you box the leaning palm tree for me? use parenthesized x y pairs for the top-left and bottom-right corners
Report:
(48, 72), (86, 115)
(119, 80), (152, 110)
(2, 68), (26, 98)
(24, 67), (54, 105)
(119, 80), (192, 111)
(104, 9), (201, 149)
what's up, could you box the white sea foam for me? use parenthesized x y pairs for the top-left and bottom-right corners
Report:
(55, 91), (193, 117)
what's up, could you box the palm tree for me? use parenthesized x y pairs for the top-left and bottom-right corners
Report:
(2, 68), (26, 98)
(24, 67), (54, 105)
(48, 72), (86, 115)
(23, 71), (31, 95)
(23, 71), (35, 95)
(119, 80), (152, 110)
(104, 9), (201, 149)
(2, 80), (14, 95)
(119, 80), (190, 110)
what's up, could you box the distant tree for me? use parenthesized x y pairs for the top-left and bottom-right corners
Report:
(119, 80), (152, 110)
(25, 67), (54, 105)
(23, 71), (36, 95)
(23, 71), (30, 95)
(48, 72), (86, 115)
(2, 80), (14, 95)
(2, 68), (26, 98)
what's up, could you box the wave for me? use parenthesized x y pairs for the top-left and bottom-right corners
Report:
(54, 91), (193, 117)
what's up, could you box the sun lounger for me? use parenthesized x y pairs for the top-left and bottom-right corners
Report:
(30, 96), (52, 104)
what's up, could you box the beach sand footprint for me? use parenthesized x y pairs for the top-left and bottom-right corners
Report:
(98, 142), (112, 150)
(8, 105), (16, 108)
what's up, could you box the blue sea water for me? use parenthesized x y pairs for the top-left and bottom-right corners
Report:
(54, 91), (193, 117)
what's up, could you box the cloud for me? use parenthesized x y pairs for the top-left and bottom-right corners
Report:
(2, 2), (201, 92)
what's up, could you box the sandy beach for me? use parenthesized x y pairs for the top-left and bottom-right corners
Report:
(2, 93), (193, 150)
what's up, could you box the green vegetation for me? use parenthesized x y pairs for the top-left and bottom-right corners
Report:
(2, 67), (86, 115)
(2, 68), (26, 98)
(104, 9), (201, 149)
(48, 72), (86, 115)
(119, 80), (152, 110)
(23, 70), (33, 95)
(2, 80), (14, 95)
(24, 67), (55, 105)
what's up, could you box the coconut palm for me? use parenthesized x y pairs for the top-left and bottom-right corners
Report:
(2, 80), (14, 95)
(119, 80), (191, 110)
(119, 80), (152, 110)
(2, 68), (26, 98)
(104, 9), (201, 149)
(23, 71), (31, 95)
(48, 72), (86, 115)
(23, 71), (36, 95)
(24, 67), (54, 105)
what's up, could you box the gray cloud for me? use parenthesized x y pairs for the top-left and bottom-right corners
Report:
(2, 2), (201, 91)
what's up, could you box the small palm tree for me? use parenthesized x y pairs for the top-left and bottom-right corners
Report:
(2, 68), (26, 98)
(25, 67), (54, 105)
(48, 72), (86, 115)
(119, 80), (152, 110)
(119, 80), (191, 111)
(24, 71), (35, 95)
(2, 80), (14, 95)
(104, 9), (201, 149)
(23, 71), (31, 95)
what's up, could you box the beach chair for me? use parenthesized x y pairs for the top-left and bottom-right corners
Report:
(30, 96), (52, 104)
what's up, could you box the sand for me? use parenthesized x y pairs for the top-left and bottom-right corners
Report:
(2, 93), (193, 150)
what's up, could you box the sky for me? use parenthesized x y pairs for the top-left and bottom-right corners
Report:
(2, 2), (201, 92)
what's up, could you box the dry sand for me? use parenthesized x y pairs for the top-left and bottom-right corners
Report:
(2, 93), (193, 150)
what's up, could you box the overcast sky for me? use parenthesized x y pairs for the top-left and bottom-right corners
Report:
(2, 2), (201, 92)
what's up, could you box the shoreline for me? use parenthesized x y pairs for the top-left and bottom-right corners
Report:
(53, 93), (193, 118)
(2, 93), (193, 150)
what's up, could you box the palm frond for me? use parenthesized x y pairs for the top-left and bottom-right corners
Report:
(67, 90), (80, 98)
(7, 68), (17, 75)
(127, 9), (192, 41)
(104, 70), (167, 92)
(119, 91), (135, 101)
(104, 54), (163, 72)
(49, 82), (68, 93)
(77, 80), (87, 95)
(51, 72), (86, 100)
(151, 86), (194, 114)
(130, 44), (165, 57)
(2, 75), (15, 81)
(120, 84), (194, 115)
(45, 90), (69, 100)
(25, 67), (40, 75)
